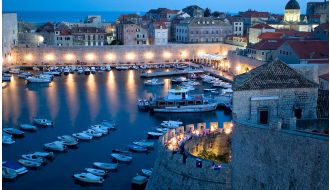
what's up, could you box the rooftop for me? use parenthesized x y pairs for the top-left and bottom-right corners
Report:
(258, 32), (284, 40)
(285, 40), (329, 60)
(248, 39), (287, 50)
(285, 0), (300, 10)
(251, 23), (275, 29)
(239, 10), (269, 18)
(233, 60), (319, 91)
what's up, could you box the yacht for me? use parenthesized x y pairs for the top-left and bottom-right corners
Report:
(144, 78), (164, 86)
(26, 76), (51, 83)
(149, 86), (218, 113)
(2, 73), (11, 82)
(105, 65), (111, 71)
(84, 67), (91, 75)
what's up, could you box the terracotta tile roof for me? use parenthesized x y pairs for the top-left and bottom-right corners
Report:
(71, 26), (106, 33)
(248, 39), (287, 50)
(276, 29), (312, 37)
(239, 10), (269, 18)
(286, 40), (329, 59)
(251, 23), (274, 29)
(258, 32), (284, 40)
(319, 73), (329, 81)
(233, 60), (319, 91)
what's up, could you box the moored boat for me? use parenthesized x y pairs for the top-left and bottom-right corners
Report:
(93, 162), (118, 170)
(33, 118), (53, 127)
(19, 124), (37, 131)
(26, 76), (51, 83)
(85, 168), (108, 176)
(2, 167), (18, 179)
(44, 141), (66, 152)
(132, 140), (154, 148)
(147, 132), (163, 139)
(144, 78), (164, 86)
(3, 133), (15, 145)
(127, 144), (148, 152)
(3, 128), (24, 137)
(73, 173), (104, 184)
(111, 153), (133, 162)
(18, 159), (42, 168)
(141, 168), (153, 177)
(72, 132), (93, 140)
(2, 161), (28, 175)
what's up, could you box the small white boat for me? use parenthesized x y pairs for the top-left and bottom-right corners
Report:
(18, 159), (42, 168)
(91, 67), (96, 73)
(89, 125), (108, 135)
(84, 68), (91, 75)
(19, 124), (37, 131)
(77, 68), (84, 74)
(204, 88), (217, 92)
(3, 134), (15, 145)
(111, 153), (133, 162)
(21, 154), (46, 163)
(73, 173), (104, 184)
(72, 132), (93, 140)
(9, 68), (20, 74)
(18, 72), (33, 79)
(132, 140), (154, 148)
(105, 65), (111, 71)
(2, 74), (11, 82)
(85, 168), (108, 176)
(30, 151), (55, 159)
(147, 132), (163, 138)
(93, 162), (118, 170)
(141, 168), (153, 177)
(131, 175), (148, 185)
(3, 128), (24, 136)
(32, 66), (40, 71)
(83, 129), (103, 137)
(63, 67), (70, 75)
(160, 120), (183, 128)
(2, 167), (17, 179)
(2, 161), (28, 175)
(99, 121), (116, 130)
(156, 127), (169, 133)
(128, 144), (148, 152)
(99, 66), (106, 71)
(58, 135), (79, 146)
(44, 141), (66, 152)
(26, 76), (51, 83)
(33, 118), (53, 127)
(144, 78), (164, 86)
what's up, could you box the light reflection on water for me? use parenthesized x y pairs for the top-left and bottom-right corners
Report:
(86, 74), (100, 121)
(66, 74), (79, 123)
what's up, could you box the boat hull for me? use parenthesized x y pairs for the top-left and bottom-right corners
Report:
(151, 103), (217, 113)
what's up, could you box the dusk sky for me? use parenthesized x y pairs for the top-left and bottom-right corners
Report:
(3, 0), (315, 14)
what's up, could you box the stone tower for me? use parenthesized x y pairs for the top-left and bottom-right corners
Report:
(284, 0), (301, 23)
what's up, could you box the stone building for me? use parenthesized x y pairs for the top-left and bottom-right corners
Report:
(284, 0), (301, 23)
(231, 60), (328, 190)
(54, 30), (73, 46)
(148, 21), (168, 45)
(246, 39), (287, 62)
(175, 17), (233, 43)
(276, 40), (329, 64)
(71, 26), (106, 46)
(307, 0), (329, 24)
(238, 10), (270, 33)
(248, 23), (276, 44)
(182, 5), (204, 18)
(145, 8), (179, 21)
(3, 13), (18, 60)
(117, 22), (148, 45)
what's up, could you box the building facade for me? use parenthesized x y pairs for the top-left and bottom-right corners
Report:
(284, 0), (301, 23)
(233, 21), (244, 36)
(3, 13), (18, 60)
(54, 30), (73, 46)
(182, 5), (204, 18)
(248, 23), (276, 44)
(176, 17), (233, 43)
(117, 23), (148, 45)
(307, 1), (329, 24)
(71, 27), (106, 46)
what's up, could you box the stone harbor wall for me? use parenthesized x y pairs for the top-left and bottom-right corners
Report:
(7, 43), (236, 65)
(231, 121), (329, 190)
(146, 141), (232, 190)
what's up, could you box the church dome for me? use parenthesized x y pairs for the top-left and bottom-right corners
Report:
(285, 0), (300, 10)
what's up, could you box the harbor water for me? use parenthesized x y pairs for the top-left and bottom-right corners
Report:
(2, 69), (232, 190)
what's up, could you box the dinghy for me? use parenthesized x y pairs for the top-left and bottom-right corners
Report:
(21, 154), (46, 163)
(2, 161), (28, 175)
(73, 173), (104, 184)
(18, 159), (42, 168)
(2, 134), (15, 145)
(89, 125), (108, 134)
(19, 124), (37, 131)
(85, 168), (108, 176)
(111, 153), (133, 162)
(132, 141), (154, 148)
(93, 162), (118, 170)
(44, 141), (66, 152)
(30, 151), (55, 159)
(72, 133), (93, 140)
(127, 144), (148, 152)
(3, 128), (24, 137)
(83, 129), (103, 137)
(2, 167), (17, 179)
(141, 168), (153, 177)
(33, 118), (53, 127)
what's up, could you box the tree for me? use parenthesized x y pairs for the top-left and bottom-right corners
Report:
(204, 8), (211, 17)
(212, 11), (222, 18)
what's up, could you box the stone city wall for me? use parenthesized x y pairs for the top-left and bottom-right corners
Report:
(7, 43), (236, 66)
(231, 121), (329, 190)
(146, 141), (232, 190)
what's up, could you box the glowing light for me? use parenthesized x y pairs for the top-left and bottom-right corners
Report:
(105, 53), (116, 61)
(126, 52), (136, 61)
(85, 53), (95, 61)
(165, 69), (169, 72)
(222, 51), (228, 56)
(147, 69), (152, 74)
(223, 122), (233, 135)
(144, 52), (154, 60)
(7, 56), (13, 62)
(225, 128), (232, 134)
(197, 50), (205, 57)
(44, 53), (55, 61)
(65, 53), (75, 61)
(25, 54), (33, 61)
(236, 65), (241, 72)
(38, 36), (44, 43)
(180, 51), (188, 58)
(163, 51), (172, 59)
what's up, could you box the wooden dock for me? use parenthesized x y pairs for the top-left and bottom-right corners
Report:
(140, 69), (204, 78)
